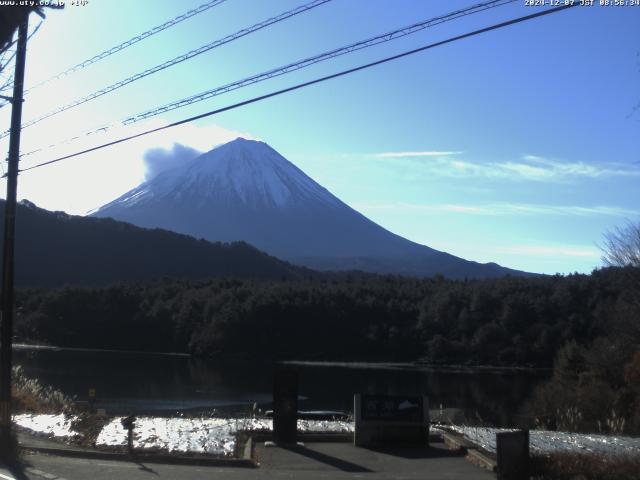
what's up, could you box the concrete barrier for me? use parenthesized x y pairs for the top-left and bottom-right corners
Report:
(273, 369), (298, 444)
(354, 394), (429, 447)
(496, 429), (529, 480)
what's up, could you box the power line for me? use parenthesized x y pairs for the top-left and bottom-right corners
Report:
(124, 0), (516, 125)
(24, 0), (230, 93)
(0, 39), (15, 58)
(18, 0), (515, 158)
(0, 48), (17, 76)
(1, 0), (332, 139)
(16, 3), (578, 176)
(0, 21), (43, 106)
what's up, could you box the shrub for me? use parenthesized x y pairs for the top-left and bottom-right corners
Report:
(531, 452), (640, 480)
(11, 366), (73, 413)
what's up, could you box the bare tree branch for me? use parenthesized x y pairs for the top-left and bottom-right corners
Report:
(601, 221), (640, 267)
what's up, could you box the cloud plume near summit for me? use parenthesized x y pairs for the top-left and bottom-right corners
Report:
(141, 121), (255, 181)
(143, 143), (202, 181)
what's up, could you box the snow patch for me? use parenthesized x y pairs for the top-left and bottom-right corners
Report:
(96, 416), (354, 456)
(13, 413), (79, 438)
(450, 426), (640, 456)
(97, 417), (237, 455)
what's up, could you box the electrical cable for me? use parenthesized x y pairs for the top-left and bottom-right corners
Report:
(1, 0), (332, 139)
(24, 0), (230, 93)
(14, 3), (578, 176)
(0, 21), (43, 107)
(17, 0), (514, 157)
(124, 0), (516, 125)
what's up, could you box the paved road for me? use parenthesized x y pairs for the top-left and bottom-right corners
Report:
(0, 441), (495, 480)
(3, 454), (250, 480)
(256, 441), (496, 479)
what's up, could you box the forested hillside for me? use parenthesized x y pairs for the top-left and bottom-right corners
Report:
(1, 200), (306, 286)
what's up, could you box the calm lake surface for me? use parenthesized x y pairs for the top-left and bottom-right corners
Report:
(13, 347), (548, 426)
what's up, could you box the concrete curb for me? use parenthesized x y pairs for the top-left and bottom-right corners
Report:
(466, 448), (497, 472)
(441, 431), (497, 472)
(250, 432), (353, 443)
(19, 444), (256, 468)
(442, 431), (474, 451)
(243, 436), (254, 462)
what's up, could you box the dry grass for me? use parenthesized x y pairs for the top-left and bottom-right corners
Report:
(531, 451), (640, 480)
(11, 365), (74, 414)
(70, 413), (111, 447)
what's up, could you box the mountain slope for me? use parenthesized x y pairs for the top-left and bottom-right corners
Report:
(1, 200), (305, 287)
(93, 138), (529, 279)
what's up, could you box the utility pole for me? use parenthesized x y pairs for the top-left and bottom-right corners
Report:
(0, 11), (29, 456)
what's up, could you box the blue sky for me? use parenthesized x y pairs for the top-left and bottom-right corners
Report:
(0, 0), (638, 274)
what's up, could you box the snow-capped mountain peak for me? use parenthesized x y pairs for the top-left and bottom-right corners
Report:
(137, 137), (338, 210)
(92, 138), (526, 279)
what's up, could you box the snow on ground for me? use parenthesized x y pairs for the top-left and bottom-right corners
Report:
(96, 417), (354, 456)
(13, 413), (79, 438)
(14, 413), (640, 458)
(297, 419), (354, 433)
(450, 426), (640, 457)
(240, 418), (354, 434)
(96, 417), (238, 455)
(13, 413), (353, 457)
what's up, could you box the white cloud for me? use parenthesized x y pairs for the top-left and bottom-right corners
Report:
(520, 154), (635, 178)
(354, 201), (640, 218)
(418, 238), (601, 273)
(370, 152), (640, 181)
(143, 143), (202, 181)
(135, 121), (254, 181)
(152, 121), (255, 152)
(500, 162), (555, 180)
(8, 120), (252, 215)
(374, 151), (463, 158)
(495, 245), (599, 258)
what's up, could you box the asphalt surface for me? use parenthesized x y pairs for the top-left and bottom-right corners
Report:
(0, 441), (495, 480)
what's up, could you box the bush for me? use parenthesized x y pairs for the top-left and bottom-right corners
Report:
(531, 452), (640, 480)
(11, 366), (73, 413)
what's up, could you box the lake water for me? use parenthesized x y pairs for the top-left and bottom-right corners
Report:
(13, 346), (547, 427)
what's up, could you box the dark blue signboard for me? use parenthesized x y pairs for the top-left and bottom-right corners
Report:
(360, 395), (424, 422)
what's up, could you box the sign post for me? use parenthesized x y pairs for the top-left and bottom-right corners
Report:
(273, 368), (298, 444)
(121, 416), (136, 455)
(354, 394), (429, 447)
(496, 430), (529, 480)
(88, 387), (96, 413)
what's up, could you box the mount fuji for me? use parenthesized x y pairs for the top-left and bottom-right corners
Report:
(92, 138), (527, 279)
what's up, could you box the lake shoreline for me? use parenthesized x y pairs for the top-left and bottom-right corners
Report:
(14, 343), (551, 374)
(13, 343), (191, 357)
(284, 360), (552, 375)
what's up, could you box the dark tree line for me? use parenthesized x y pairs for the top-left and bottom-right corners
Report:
(13, 267), (638, 366)
(13, 266), (640, 432)
(524, 266), (640, 433)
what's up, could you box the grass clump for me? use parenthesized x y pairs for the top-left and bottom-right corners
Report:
(11, 365), (74, 413)
(531, 452), (640, 480)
